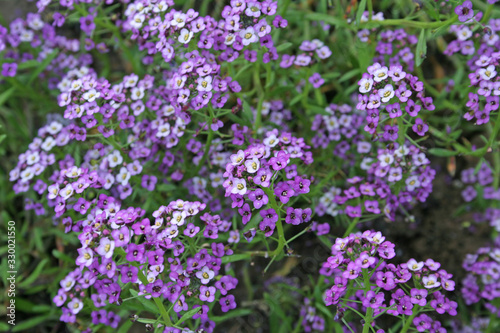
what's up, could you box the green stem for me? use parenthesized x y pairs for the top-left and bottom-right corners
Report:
(136, 269), (173, 326)
(400, 305), (420, 333)
(361, 17), (457, 30)
(253, 62), (264, 131)
(343, 217), (360, 237)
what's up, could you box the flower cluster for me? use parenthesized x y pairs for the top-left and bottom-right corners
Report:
(321, 230), (457, 332)
(317, 142), (434, 221)
(279, 38), (332, 69)
(461, 235), (500, 317)
(54, 199), (238, 332)
(222, 129), (313, 235)
(357, 62), (434, 138)
(358, 28), (418, 72)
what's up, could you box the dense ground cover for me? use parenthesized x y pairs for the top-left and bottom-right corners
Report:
(1, 0), (500, 332)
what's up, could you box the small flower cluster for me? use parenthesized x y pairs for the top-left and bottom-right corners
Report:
(321, 230), (457, 332)
(299, 298), (326, 332)
(222, 129), (313, 235)
(54, 199), (238, 332)
(464, 52), (500, 125)
(317, 142), (434, 221)
(9, 119), (69, 194)
(461, 236), (500, 314)
(0, 13), (85, 81)
(460, 162), (498, 203)
(279, 38), (332, 69)
(358, 28), (418, 72)
(357, 62), (434, 138)
(310, 103), (365, 158)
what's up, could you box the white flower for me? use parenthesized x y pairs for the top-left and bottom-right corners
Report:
(107, 150), (123, 168)
(171, 12), (187, 28)
(130, 87), (145, 100)
(196, 76), (212, 92)
(20, 167), (34, 183)
(478, 65), (497, 81)
(26, 151), (40, 165)
(156, 122), (171, 138)
(378, 84), (395, 103)
(82, 89), (100, 102)
(47, 121), (63, 135)
(407, 259), (424, 271)
(406, 175), (421, 191)
(263, 134), (280, 147)
(231, 178), (247, 195)
(358, 77), (373, 93)
(456, 26), (472, 41)
(130, 13), (146, 29)
(373, 66), (388, 82)
(60, 184), (74, 200)
(178, 28), (194, 44)
(172, 210), (187, 226)
(230, 150), (246, 165)
(244, 158), (260, 174)
(378, 153), (394, 167)
(196, 266), (215, 284)
(239, 27), (258, 46)
(153, 1), (168, 12)
(117, 167), (131, 186)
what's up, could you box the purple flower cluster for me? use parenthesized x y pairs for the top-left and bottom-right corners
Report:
(444, 16), (500, 124)
(321, 231), (457, 332)
(357, 62), (434, 138)
(54, 199), (238, 332)
(461, 236), (500, 316)
(300, 298), (325, 332)
(358, 28), (418, 72)
(222, 129), (313, 234)
(316, 142), (434, 221)
(279, 38), (332, 69)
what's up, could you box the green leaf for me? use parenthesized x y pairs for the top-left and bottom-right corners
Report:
(18, 258), (49, 288)
(275, 42), (293, 52)
(16, 60), (40, 70)
(305, 13), (351, 29)
(338, 68), (360, 83)
(356, 0), (368, 26)
(322, 72), (341, 80)
(174, 307), (200, 326)
(307, 105), (330, 116)
(129, 289), (158, 314)
(28, 51), (59, 85)
(211, 308), (253, 323)
(290, 93), (303, 106)
(52, 249), (74, 264)
(137, 318), (158, 324)
(157, 183), (177, 192)
(428, 148), (458, 157)
(242, 100), (254, 124)
(0, 86), (16, 107)
(12, 314), (54, 332)
(221, 253), (249, 264)
(415, 29), (428, 67)
(14, 298), (52, 313)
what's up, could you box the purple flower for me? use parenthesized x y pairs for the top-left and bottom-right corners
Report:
(199, 286), (216, 302)
(362, 290), (385, 309)
(220, 295), (237, 312)
(248, 189), (269, 209)
(410, 288), (428, 306)
(309, 73), (325, 88)
(412, 118), (428, 136)
(455, 1), (474, 22)
(1, 63), (17, 77)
